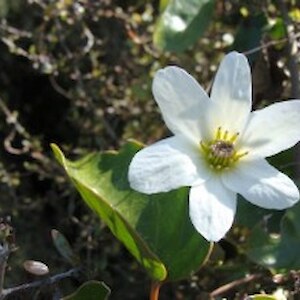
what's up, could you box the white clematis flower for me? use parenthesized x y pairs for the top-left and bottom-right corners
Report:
(128, 51), (300, 242)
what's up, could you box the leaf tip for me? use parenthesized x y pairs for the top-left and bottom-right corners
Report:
(50, 143), (65, 166)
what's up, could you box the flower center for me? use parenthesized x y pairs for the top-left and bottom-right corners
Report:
(210, 140), (234, 158)
(200, 127), (248, 171)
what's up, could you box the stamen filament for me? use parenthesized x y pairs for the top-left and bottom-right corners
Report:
(235, 151), (249, 159)
(216, 127), (222, 140)
(223, 130), (228, 140)
(230, 132), (239, 142)
(200, 126), (248, 172)
(200, 141), (209, 152)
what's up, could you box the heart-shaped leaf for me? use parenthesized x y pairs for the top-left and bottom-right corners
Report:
(153, 0), (215, 52)
(51, 141), (212, 282)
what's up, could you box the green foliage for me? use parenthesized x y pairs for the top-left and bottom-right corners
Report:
(52, 142), (212, 281)
(249, 295), (277, 300)
(236, 197), (284, 232)
(232, 14), (267, 62)
(153, 0), (215, 52)
(246, 202), (300, 272)
(0, 0), (22, 17)
(268, 18), (286, 41)
(0, 0), (300, 298)
(63, 281), (110, 300)
(238, 150), (300, 273)
(51, 229), (80, 266)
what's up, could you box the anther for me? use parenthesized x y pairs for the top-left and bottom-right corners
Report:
(216, 127), (222, 139)
(230, 132), (239, 143)
(200, 127), (249, 172)
(223, 130), (228, 140)
(235, 151), (249, 159)
(210, 141), (235, 158)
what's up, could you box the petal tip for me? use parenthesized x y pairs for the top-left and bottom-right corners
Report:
(223, 51), (249, 67)
(154, 65), (185, 80)
(226, 50), (245, 59)
(191, 220), (223, 242)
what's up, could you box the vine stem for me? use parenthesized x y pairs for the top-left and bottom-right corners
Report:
(150, 281), (161, 300)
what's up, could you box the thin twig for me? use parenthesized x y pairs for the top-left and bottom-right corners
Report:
(49, 75), (73, 101)
(1, 267), (80, 299)
(242, 32), (300, 56)
(210, 274), (261, 297)
(0, 97), (33, 155)
(0, 245), (10, 297)
(0, 96), (51, 170)
(0, 20), (32, 38)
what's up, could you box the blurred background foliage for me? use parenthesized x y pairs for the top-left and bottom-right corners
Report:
(0, 0), (300, 299)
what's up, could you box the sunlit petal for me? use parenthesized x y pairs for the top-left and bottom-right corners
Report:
(152, 66), (210, 142)
(128, 51), (300, 243)
(205, 52), (251, 139)
(223, 159), (299, 209)
(189, 178), (236, 241)
(128, 136), (210, 194)
(238, 100), (300, 159)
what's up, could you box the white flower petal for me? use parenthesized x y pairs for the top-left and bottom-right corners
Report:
(206, 52), (252, 139)
(128, 136), (210, 194)
(238, 100), (300, 159)
(189, 178), (236, 242)
(152, 66), (210, 142)
(223, 159), (299, 209)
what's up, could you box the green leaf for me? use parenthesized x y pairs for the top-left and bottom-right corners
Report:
(63, 280), (110, 300)
(232, 14), (267, 63)
(246, 202), (300, 272)
(159, 0), (170, 12)
(236, 196), (284, 232)
(51, 229), (80, 266)
(249, 295), (277, 300)
(236, 149), (293, 231)
(51, 142), (212, 282)
(268, 18), (285, 41)
(153, 0), (215, 52)
(245, 224), (280, 269)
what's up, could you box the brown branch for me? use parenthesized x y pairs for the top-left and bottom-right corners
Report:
(0, 245), (10, 297)
(0, 21), (32, 38)
(0, 96), (56, 180)
(0, 97), (33, 155)
(210, 274), (261, 298)
(242, 32), (300, 56)
(49, 75), (73, 101)
(1, 267), (80, 299)
(0, 98), (30, 139)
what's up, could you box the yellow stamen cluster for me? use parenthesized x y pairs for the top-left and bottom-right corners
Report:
(200, 127), (248, 171)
